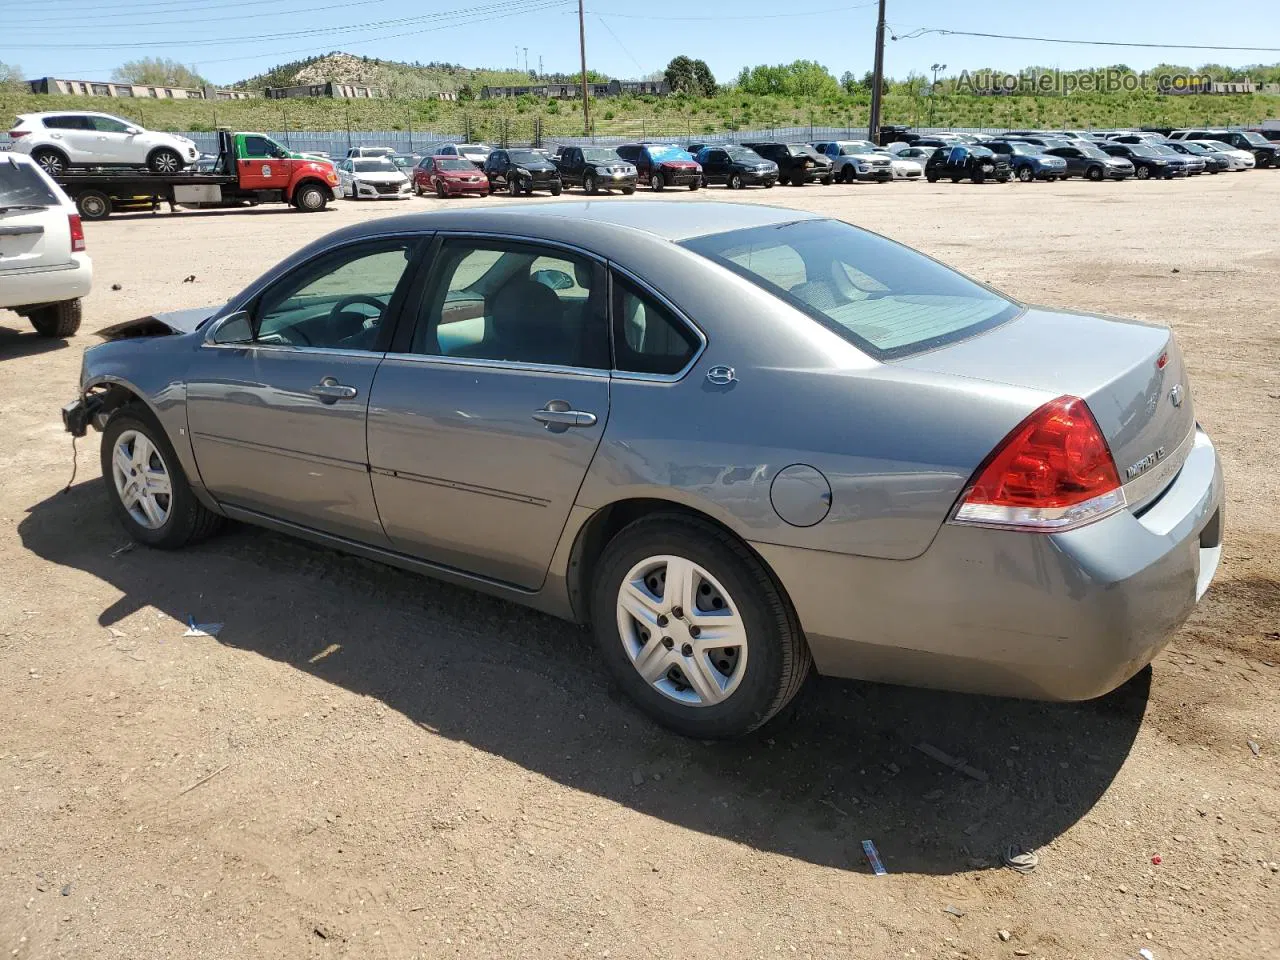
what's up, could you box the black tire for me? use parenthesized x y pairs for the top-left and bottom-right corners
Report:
(147, 148), (183, 174)
(28, 299), (81, 338)
(729, 172), (743, 190)
(100, 407), (222, 549)
(414, 180), (424, 196)
(621, 186), (635, 195)
(293, 183), (327, 212)
(790, 173), (805, 187)
(31, 148), (68, 177)
(583, 173), (597, 194)
(950, 176), (961, 183)
(971, 172), (985, 184)
(1136, 165), (1151, 180)
(436, 181), (447, 199)
(75, 190), (112, 220)
(1087, 165), (1104, 182)
(820, 175), (832, 185)
(1257, 154), (1272, 169)
(589, 514), (812, 739)
(926, 173), (939, 183)
(840, 165), (854, 184)
(550, 184), (562, 196)
(997, 174), (1011, 183)
(508, 178), (521, 197)
(1017, 165), (1033, 182)
(688, 178), (699, 191)
(650, 172), (665, 191)
(763, 181), (774, 188)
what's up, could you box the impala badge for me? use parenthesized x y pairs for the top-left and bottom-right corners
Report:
(1169, 384), (1184, 407)
(1126, 447), (1167, 481)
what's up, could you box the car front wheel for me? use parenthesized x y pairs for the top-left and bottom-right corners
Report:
(729, 172), (743, 190)
(1017, 166), (1034, 182)
(100, 409), (222, 549)
(1136, 166), (1151, 180)
(590, 514), (812, 739)
(584, 173), (597, 194)
(650, 172), (665, 191)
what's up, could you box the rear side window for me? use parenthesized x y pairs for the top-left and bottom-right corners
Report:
(682, 219), (1020, 361)
(43, 115), (91, 131)
(0, 161), (60, 207)
(612, 275), (700, 376)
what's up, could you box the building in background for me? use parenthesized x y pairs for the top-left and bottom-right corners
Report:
(27, 77), (252, 100)
(264, 82), (383, 99)
(481, 79), (670, 100)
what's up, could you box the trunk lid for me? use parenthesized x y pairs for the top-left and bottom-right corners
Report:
(899, 307), (1195, 509)
(0, 158), (71, 273)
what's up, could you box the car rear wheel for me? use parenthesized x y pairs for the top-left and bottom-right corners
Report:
(650, 172), (665, 191)
(100, 409), (222, 549)
(75, 189), (112, 220)
(1017, 166), (1034, 182)
(148, 148), (183, 174)
(31, 148), (68, 177)
(28, 299), (81, 338)
(1087, 165), (1104, 181)
(590, 514), (812, 739)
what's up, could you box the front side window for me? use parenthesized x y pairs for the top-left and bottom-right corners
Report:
(613, 276), (700, 376)
(90, 116), (131, 133)
(242, 135), (283, 159)
(413, 241), (608, 369)
(253, 239), (417, 350)
(682, 219), (1020, 361)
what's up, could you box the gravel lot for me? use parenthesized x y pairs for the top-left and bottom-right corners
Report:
(1, 176), (1277, 960)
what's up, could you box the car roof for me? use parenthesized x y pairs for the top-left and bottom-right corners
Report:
(342, 201), (821, 243)
(26, 110), (127, 120)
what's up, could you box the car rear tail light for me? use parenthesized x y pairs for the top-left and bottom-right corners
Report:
(952, 395), (1125, 532)
(68, 214), (86, 252)
(9, 130), (30, 139)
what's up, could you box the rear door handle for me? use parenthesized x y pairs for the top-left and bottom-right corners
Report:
(533, 400), (597, 430)
(310, 377), (358, 403)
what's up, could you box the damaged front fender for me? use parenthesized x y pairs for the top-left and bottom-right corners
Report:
(97, 304), (225, 341)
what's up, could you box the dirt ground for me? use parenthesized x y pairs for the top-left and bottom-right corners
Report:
(1, 175), (1277, 960)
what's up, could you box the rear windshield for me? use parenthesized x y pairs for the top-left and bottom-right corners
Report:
(353, 159), (397, 172)
(0, 160), (60, 209)
(681, 219), (1020, 360)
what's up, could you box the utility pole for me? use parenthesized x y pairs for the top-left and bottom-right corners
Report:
(577, 0), (590, 136)
(868, 0), (887, 143)
(524, 47), (529, 74)
(539, 55), (543, 80)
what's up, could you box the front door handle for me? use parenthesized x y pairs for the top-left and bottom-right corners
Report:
(310, 377), (358, 403)
(533, 399), (597, 431)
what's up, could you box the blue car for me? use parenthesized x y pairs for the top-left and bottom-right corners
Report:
(981, 140), (1070, 182)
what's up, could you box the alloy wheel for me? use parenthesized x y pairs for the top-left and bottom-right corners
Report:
(111, 429), (172, 530)
(615, 555), (748, 707)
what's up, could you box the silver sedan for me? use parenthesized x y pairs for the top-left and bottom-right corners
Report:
(62, 203), (1224, 738)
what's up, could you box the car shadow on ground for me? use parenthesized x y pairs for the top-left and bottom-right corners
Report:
(20, 480), (1151, 877)
(0, 323), (69, 361)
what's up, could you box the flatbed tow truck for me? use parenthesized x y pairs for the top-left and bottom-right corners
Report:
(52, 131), (340, 220)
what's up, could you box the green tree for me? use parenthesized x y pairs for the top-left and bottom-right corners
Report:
(690, 59), (717, 97)
(112, 57), (207, 88)
(840, 70), (858, 94)
(0, 61), (23, 91)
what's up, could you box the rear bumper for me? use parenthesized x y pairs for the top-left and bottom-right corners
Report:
(0, 256), (93, 311)
(754, 428), (1224, 702)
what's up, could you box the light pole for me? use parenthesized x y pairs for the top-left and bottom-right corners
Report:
(929, 63), (946, 126)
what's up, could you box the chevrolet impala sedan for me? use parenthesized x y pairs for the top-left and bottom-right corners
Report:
(62, 203), (1224, 739)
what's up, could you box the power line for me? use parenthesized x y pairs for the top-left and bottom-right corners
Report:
(6, 0), (567, 48)
(593, 13), (644, 75)
(890, 26), (1280, 53)
(6, 0), (397, 29)
(587, 1), (878, 20)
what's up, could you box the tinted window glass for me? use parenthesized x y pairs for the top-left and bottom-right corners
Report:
(682, 219), (1020, 361)
(242, 135), (282, 158)
(414, 241), (607, 369)
(90, 116), (131, 133)
(613, 277), (699, 376)
(255, 240), (416, 350)
(0, 162), (60, 208)
(44, 115), (91, 131)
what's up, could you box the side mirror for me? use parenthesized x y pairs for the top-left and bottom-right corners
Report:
(125, 126), (142, 135)
(208, 310), (254, 345)
(532, 269), (574, 292)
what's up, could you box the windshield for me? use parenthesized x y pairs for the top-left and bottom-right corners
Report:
(1007, 143), (1041, 155)
(582, 148), (621, 163)
(353, 159), (398, 173)
(1150, 144), (1180, 157)
(1126, 144), (1159, 158)
(1239, 131), (1268, 146)
(787, 144), (825, 160)
(436, 158), (475, 171)
(507, 150), (544, 164)
(725, 146), (762, 162)
(682, 219), (1019, 361)
(1075, 144), (1108, 159)
(0, 161), (60, 208)
(647, 145), (690, 161)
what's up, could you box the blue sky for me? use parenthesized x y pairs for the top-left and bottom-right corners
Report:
(4, 0), (1278, 86)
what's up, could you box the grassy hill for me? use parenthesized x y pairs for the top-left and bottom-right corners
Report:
(3, 50), (1278, 140)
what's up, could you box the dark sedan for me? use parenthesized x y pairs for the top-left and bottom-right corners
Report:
(980, 141), (1069, 182)
(1043, 143), (1133, 181)
(1100, 142), (1181, 180)
(694, 145), (778, 189)
(1163, 141), (1224, 173)
(553, 146), (638, 194)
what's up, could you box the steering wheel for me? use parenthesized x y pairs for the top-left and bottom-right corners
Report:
(327, 294), (387, 341)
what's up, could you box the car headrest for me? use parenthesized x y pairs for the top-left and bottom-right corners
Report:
(573, 260), (592, 289)
(491, 279), (565, 349)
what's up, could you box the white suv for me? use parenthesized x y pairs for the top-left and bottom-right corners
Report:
(0, 153), (92, 337)
(7, 112), (199, 176)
